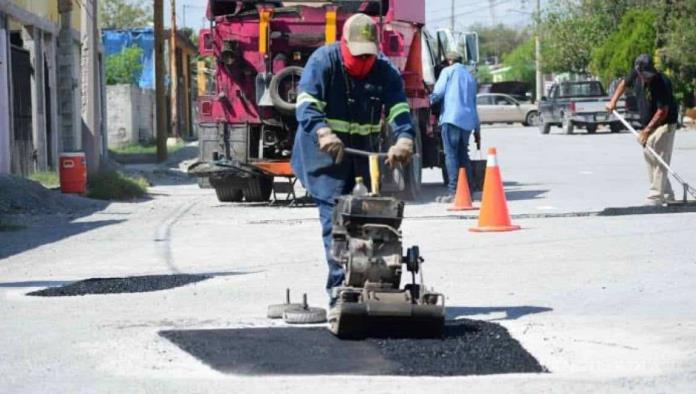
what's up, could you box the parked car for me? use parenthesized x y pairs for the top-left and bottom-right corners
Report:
(538, 80), (624, 135)
(477, 93), (539, 126)
(479, 81), (531, 103)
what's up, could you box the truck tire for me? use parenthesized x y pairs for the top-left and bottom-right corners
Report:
(538, 114), (551, 134)
(586, 124), (597, 134)
(563, 117), (575, 135)
(610, 123), (623, 133)
(244, 176), (273, 202)
(214, 183), (244, 202)
(269, 66), (303, 116)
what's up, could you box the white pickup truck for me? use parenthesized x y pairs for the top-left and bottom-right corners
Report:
(538, 81), (624, 135)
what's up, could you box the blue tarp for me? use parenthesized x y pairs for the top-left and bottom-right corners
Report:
(102, 28), (155, 89)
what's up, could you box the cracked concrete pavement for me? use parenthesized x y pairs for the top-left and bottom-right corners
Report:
(1, 126), (696, 393)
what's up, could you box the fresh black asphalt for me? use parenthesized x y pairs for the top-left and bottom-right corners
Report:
(27, 274), (210, 296)
(160, 319), (546, 376)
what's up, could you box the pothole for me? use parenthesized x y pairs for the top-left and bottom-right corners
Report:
(160, 320), (547, 376)
(27, 274), (211, 297)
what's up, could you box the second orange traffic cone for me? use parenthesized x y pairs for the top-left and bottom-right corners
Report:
(448, 168), (477, 211)
(470, 148), (520, 232)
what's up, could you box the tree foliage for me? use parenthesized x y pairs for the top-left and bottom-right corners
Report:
(539, 4), (608, 74)
(662, 0), (696, 106)
(538, 0), (657, 74)
(99, 0), (153, 29)
(590, 9), (657, 85)
(106, 46), (144, 85)
(475, 65), (493, 84)
(469, 23), (530, 64)
(501, 38), (536, 92)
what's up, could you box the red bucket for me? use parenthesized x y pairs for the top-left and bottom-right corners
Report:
(59, 152), (87, 194)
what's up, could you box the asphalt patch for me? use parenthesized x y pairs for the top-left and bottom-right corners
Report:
(160, 319), (546, 376)
(600, 201), (696, 216)
(27, 274), (210, 296)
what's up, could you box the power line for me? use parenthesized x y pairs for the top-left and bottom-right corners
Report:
(427, 0), (518, 23)
(427, 0), (492, 16)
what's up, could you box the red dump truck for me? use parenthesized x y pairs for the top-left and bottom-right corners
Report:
(191, 0), (476, 202)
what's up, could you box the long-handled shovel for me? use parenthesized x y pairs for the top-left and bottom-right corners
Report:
(612, 110), (696, 203)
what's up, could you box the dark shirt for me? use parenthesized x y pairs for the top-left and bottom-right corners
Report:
(624, 69), (678, 127)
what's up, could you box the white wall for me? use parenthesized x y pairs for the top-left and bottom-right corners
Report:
(106, 84), (155, 148)
(0, 15), (11, 174)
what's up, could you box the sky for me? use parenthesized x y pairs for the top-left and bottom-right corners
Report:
(164, 0), (539, 32)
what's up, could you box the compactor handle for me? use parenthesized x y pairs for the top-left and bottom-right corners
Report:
(344, 148), (387, 195)
(343, 147), (388, 158)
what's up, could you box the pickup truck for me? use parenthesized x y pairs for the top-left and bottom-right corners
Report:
(538, 81), (624, 135)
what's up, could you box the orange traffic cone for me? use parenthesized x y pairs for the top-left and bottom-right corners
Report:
(470, 148), (520, 232)
(448, 168), (477, 211)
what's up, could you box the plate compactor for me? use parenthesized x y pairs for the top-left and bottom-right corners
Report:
(327, 149), (445, 339)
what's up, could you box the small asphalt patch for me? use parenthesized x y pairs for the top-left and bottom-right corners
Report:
(160, 319), (546, 376)
(599, 201), (696, 216)
(27, 274), (210, 297)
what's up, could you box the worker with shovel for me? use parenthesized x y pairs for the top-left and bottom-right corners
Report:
(607, 54), (679, 206)
(291, 14), (415, 304)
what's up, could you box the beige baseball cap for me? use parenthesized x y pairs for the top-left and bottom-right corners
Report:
(342, 13), (379, 56)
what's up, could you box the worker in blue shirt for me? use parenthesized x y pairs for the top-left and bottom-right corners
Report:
(430, 52), (481, 203)
(292, 14), (415, 301)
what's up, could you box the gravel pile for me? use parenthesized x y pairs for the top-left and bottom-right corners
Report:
(27, 274), (211, 296)
(160, 320), (546, 376)
(0, 175), (102, 216)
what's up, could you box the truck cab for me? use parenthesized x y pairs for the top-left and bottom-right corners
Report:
(538, 80), (624, 135)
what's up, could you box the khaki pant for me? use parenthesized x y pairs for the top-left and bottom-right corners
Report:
(644, 123), (677, 201)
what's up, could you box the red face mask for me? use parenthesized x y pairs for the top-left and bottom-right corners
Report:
(340, 40), (376, 80)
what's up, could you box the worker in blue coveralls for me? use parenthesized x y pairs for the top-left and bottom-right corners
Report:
(291, 14), (415, 303)
(430, 51), (481, 203)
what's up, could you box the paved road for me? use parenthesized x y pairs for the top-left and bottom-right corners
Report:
(1, 126), (696, 393)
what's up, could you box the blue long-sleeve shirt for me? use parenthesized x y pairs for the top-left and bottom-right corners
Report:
(429, 63), (480, 131)
(291, 43), (414, 202)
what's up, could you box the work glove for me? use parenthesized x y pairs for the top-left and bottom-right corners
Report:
(317, 127), (344, 164)
(386, 138), (414, 168)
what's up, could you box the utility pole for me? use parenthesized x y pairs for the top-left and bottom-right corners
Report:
(154, 0), (167, 162)
(169, 0), (179, 139)
(535, 0), (543, 101)
(450, 0), (454, 32)
(81, 0), (101, 174)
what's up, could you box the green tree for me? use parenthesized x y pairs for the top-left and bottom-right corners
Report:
(502, 38), (536, 92)
(540, 6), (607, 74)
(475, 65), (493, 84)
(99, 0), (153, 29)
(106, 46), (144, 85)
(590, 9), (657, 85)
(539, 0), (659, 74)
(662, 0), (696, 106)
(469, 23), (530, 63)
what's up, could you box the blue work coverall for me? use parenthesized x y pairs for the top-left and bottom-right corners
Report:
(430, 63), (480, 194)
(291, 43), (415, 296)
